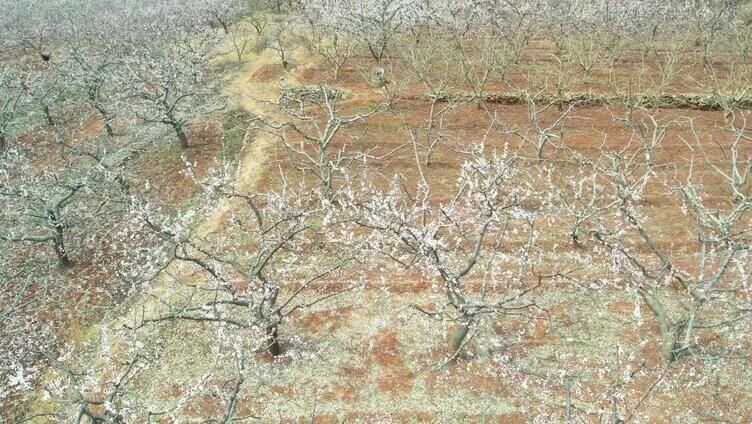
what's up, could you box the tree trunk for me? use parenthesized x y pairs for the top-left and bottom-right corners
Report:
(660, 331), (679, 362)
(564, 376), (573, 423)
(318, 162), (336, 201)
(43, 106), (54, 126)
(49, 210), (71, 268)
(115, 174), (130, 194)
(94, 103), (114, 136)
(661, 321), (690, 363)
(171, 121), (189, 148)
(103, 120), (114, 137)
(218, 19), (229, 34)
(266, 323), (281, 356)
(322, 175), (334, 201)
(449, 320), (470, 360)
(536, 140), (547, 161)
(653, 311), (676, 362)
(641, 290), (688, 362)
(369, 43), (387, 61)
(570, 222), (582, 247)
(52, 233), (71, 268)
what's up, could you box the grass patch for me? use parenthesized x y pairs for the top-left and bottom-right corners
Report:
(218, 126), (245, 161)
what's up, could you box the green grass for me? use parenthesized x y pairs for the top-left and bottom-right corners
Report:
(218, 126), (245, 161)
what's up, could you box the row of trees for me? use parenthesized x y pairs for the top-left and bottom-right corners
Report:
(178, 85), (752, 364)
(2, 0), (749, 155)
(292, 0), (752, 78)
(0, 0), (237, 152)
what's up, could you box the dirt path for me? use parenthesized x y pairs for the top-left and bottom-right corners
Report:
(196, 48), (289, 235)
